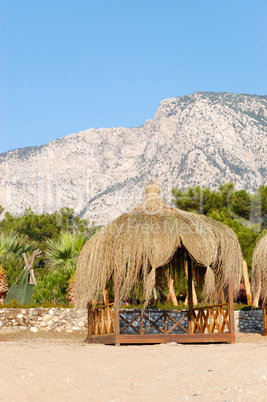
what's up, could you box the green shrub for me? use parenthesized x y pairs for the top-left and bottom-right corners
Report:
(32, 270), (71, 305)
(3, 298), (69, 308)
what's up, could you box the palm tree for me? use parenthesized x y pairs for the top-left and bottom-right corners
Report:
(45, 232), (88, 304)
(45, 232), (87, 304)
(45, 232), (87, 273)
(0, 232), (33, 262)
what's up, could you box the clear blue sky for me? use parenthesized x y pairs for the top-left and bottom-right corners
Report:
(0, 0), (266, 153)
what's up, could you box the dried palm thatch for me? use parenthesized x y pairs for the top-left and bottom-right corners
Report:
(252, 233), (267, 305)
(75, 182), (243, 307)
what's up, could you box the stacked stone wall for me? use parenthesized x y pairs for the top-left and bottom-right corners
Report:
(234, 310), (263, 333)
(0, 308), (263, 334)
(0, 308), (87, 333)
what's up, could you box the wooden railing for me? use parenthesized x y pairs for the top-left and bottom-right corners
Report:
(119, 310), (188, 335)
(190, 303), (230, 334)
(89, 305), (188, 336)
(88, 303), (115, 336)
(88, 303), (231, 338)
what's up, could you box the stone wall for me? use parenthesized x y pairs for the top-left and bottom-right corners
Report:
(0, 308), (263, 334)
(234, 309), (263, 333)
(0, 308), (87, 333)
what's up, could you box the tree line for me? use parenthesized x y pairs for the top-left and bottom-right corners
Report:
(172, 183), (267, 267)
(0, 207), (99, 304)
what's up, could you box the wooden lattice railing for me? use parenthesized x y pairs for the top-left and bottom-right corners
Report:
(88, 303), (231, 338)
(191, 303), (230, 334)
(119, 310), (189, 335)
(88, 303), (114, 336)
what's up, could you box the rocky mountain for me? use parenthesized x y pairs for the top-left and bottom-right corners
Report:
(0, 92), (266, 224)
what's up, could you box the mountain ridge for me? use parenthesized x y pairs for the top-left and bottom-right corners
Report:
(1, 92), (266, 224)
(1, 91), (266, 158)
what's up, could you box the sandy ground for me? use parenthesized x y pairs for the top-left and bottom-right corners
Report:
(0, 331), (266, 402)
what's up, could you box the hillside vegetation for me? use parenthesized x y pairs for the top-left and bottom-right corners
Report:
(0, 183), (266, 305)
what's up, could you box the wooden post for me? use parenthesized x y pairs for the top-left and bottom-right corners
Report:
(164, 311), (167, 334)
(184, 260), (198, 306)
(228, 276), (235, 340)
(29, 251), (37, 285)
(252, 285), (261, 308)
(87, 302), (92, 343)
(252, 270), (261, 308)
(164, 268), (178, 306)
(114, 265), (120, 346)
(263, 304), (267, 336)
(22, 249), (41, 286)
(242, 260), (252, 305)
(187, 255), (194, 334)
(104, 289), (109, 305)
(140, 313), (144, 335)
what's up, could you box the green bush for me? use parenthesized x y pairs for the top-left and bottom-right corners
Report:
(3, 299), (68, 308)
(32, 270), (71, 305)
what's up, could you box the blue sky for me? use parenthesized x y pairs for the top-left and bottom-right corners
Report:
(0, 0), (266, 153)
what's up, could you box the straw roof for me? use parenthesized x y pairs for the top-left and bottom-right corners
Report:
(252, 233), (267, 305)
(75, 182), (243, 307)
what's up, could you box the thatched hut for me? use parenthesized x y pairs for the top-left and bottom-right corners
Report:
(76, 182), (243, 345)
(252, 233), (267, 335)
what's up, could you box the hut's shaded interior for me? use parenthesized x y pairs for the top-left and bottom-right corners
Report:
(122, 248), (207, 306)
(157, 251), (207, 302)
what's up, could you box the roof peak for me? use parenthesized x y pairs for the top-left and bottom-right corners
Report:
(145, 182), (161, 197)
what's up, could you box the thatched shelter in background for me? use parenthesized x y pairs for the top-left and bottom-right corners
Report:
(252, 233), (267, 306)
(252, 233), (267, 335)
(76, 182), (243, 345)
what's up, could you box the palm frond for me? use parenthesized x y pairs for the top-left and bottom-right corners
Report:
(0, 232), (33, 261)
(45, 232), (87, 273)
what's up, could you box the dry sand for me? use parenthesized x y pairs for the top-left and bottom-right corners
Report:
(0, 331), (266, 401)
